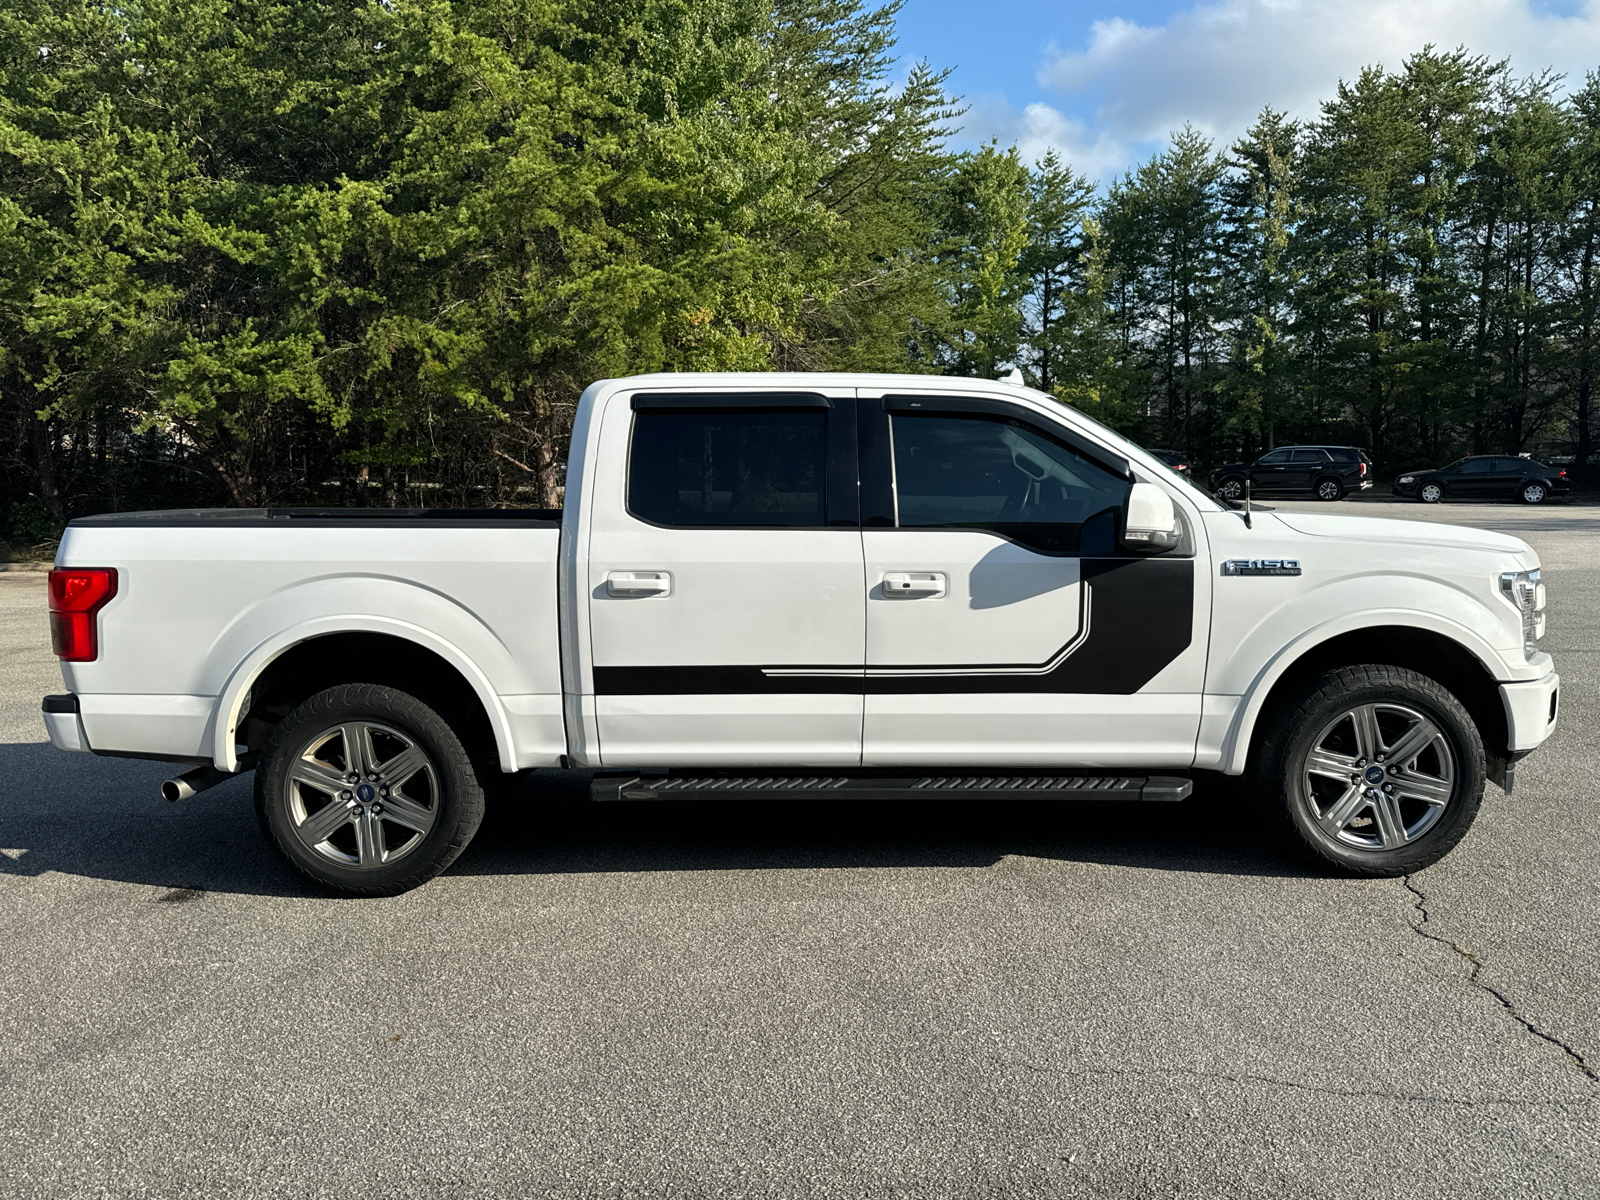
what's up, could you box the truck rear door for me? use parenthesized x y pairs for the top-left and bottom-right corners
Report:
(582, 387), (865, 766)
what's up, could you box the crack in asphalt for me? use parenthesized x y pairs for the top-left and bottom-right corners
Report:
(1403, 875), (1598, 1083)
(1015, 1061), (1598, 1110)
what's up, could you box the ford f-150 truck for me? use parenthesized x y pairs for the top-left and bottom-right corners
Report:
(40, 373), (1560, 895)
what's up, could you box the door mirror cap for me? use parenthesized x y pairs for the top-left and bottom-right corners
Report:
(1123, 482), (1179, 552)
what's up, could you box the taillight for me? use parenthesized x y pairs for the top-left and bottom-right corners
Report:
(1359, 462), (1368, 476)
(1558, 469), (1569, 480)
(48, 568), (118, 662)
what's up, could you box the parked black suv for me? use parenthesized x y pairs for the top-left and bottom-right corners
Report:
(1146, 449), (1192, 478)
(1393, 455), (1570, 505)
(1209, 446), (1372, 502)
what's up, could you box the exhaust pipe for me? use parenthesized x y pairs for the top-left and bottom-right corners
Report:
(162, 765), (227, 803)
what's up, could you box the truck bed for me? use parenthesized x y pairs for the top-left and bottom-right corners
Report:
(54, 507), (566, 771)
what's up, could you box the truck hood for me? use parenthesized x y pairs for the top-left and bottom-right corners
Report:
(1270, 511), (1532, 557)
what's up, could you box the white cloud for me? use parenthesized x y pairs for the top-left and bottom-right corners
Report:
(1010, 0), (1600, 181)
(962, 94), (1130, 179)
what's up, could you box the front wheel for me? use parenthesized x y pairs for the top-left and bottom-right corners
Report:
(1253, 665), (1485, 876)
(1315, 477), (1345, 501)
(1215, 477), (1246, 501)
(1419, 482), (1443, 503)
(1521, 481), (1548, 504)
(256, 683), (486, 896)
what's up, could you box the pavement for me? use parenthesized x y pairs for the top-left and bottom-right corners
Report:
(1, 496), (1597, 1199)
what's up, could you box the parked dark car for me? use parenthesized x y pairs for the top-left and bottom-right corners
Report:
(1146, 449), (1192, 478)
(1209, 446), (1372, 502)
(1393, 455), (1570, 505)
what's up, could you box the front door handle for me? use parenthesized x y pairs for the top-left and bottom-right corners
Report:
(606, 570), (672, 597)
(882, 571), (946, 598)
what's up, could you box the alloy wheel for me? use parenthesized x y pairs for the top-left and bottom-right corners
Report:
(284, 721), (440, 868)
(1300, 702), (1455, 851)
(1420, 483), (1442, 503)
(1317, 479), (1342, 501)
(1522, 482), (1546, 504)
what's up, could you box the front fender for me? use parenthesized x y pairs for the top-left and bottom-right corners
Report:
(204, 575), (525, 773)
(1213, 604), (1510, 776)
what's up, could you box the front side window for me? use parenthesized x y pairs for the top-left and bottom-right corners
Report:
(890, 414), (1130, 553)
(1258, 449), (1291, 465)
(629, 409), (826, 527)
(1461, 458), (1495, 474)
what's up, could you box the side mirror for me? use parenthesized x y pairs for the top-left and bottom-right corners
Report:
(1123, 481), (1179, 552)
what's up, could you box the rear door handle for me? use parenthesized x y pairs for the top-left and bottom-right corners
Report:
(882, 571), (946, 598)
(606, 570), (672, 597)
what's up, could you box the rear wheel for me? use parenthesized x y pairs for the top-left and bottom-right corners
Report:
(1521, 481), (1548, 504)
(1315, 477), (1345, 501)
(1215, 476), (1246, 501)
(1253, 665), (1484, 876)
(256, 683), (486, 896)
(1419, 482), (1443, 503)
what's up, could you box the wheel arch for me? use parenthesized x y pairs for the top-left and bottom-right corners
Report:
(1222, 623), (1508, 776)
(213, 620), (516, 774)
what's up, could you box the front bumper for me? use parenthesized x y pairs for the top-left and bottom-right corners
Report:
(1500, 672), (1559, 752)
(42, 695), (90, 753)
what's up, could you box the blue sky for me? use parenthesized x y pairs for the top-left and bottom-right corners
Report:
(891, 0), (1600, 183)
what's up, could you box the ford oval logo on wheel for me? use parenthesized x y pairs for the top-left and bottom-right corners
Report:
(356, 783), (376, 803)
(1364, 766), (1385, 786)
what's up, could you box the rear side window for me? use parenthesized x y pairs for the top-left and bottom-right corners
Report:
(1461, 458), (1495, 474)
(890, 414), (1129, 554)
(1289, 449), (1326, 464)
(629, 409), (827, 527)
(1325, 448), (1358, 462)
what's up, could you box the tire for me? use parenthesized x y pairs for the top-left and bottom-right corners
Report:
(1216, 476), (1246, 501)
(1521, 481), (1547, 505)
(255, 683), (486, 896)
(1315, 477), (1345, 502)
(1252, 665), (1485, 877)
(1419, 482), (1443, 503)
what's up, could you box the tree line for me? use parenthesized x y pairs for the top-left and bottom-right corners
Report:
(3, 0), (1597, 542)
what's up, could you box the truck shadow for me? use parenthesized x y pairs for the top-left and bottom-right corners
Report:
(456, 770), (1312, 882)
(0, 744), (1311, 897)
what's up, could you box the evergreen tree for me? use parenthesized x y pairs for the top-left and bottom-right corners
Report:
(1220, 108), (1300, 452)
(1019, 150), (1094, 393)
(932, 143), (1031, 377)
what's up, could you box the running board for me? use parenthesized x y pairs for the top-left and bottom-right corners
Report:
(589, 773), (1193, 803)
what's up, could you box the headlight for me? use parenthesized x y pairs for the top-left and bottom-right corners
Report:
(1500, 569), (1546, 657)
(1398, 475), (1415, 484)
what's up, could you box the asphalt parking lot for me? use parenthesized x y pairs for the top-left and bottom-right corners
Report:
(2, 495), (1597, 1199)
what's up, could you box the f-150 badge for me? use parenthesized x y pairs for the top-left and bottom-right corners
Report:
(1222, 559), (1302, 576)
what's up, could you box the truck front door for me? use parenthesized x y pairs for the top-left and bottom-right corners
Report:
(856, 392), (1206, 768)
(583, 388), (865, 766)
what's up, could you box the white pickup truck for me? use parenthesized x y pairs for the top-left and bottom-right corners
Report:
(41, 373), (1560, 894)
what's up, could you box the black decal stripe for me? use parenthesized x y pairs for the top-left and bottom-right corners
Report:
(863, 558), (1191, 694)
(592, 665), (863, 695)
(591, 557), (1193, 697)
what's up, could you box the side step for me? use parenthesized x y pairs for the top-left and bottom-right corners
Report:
(590, 773), (1192, 803)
